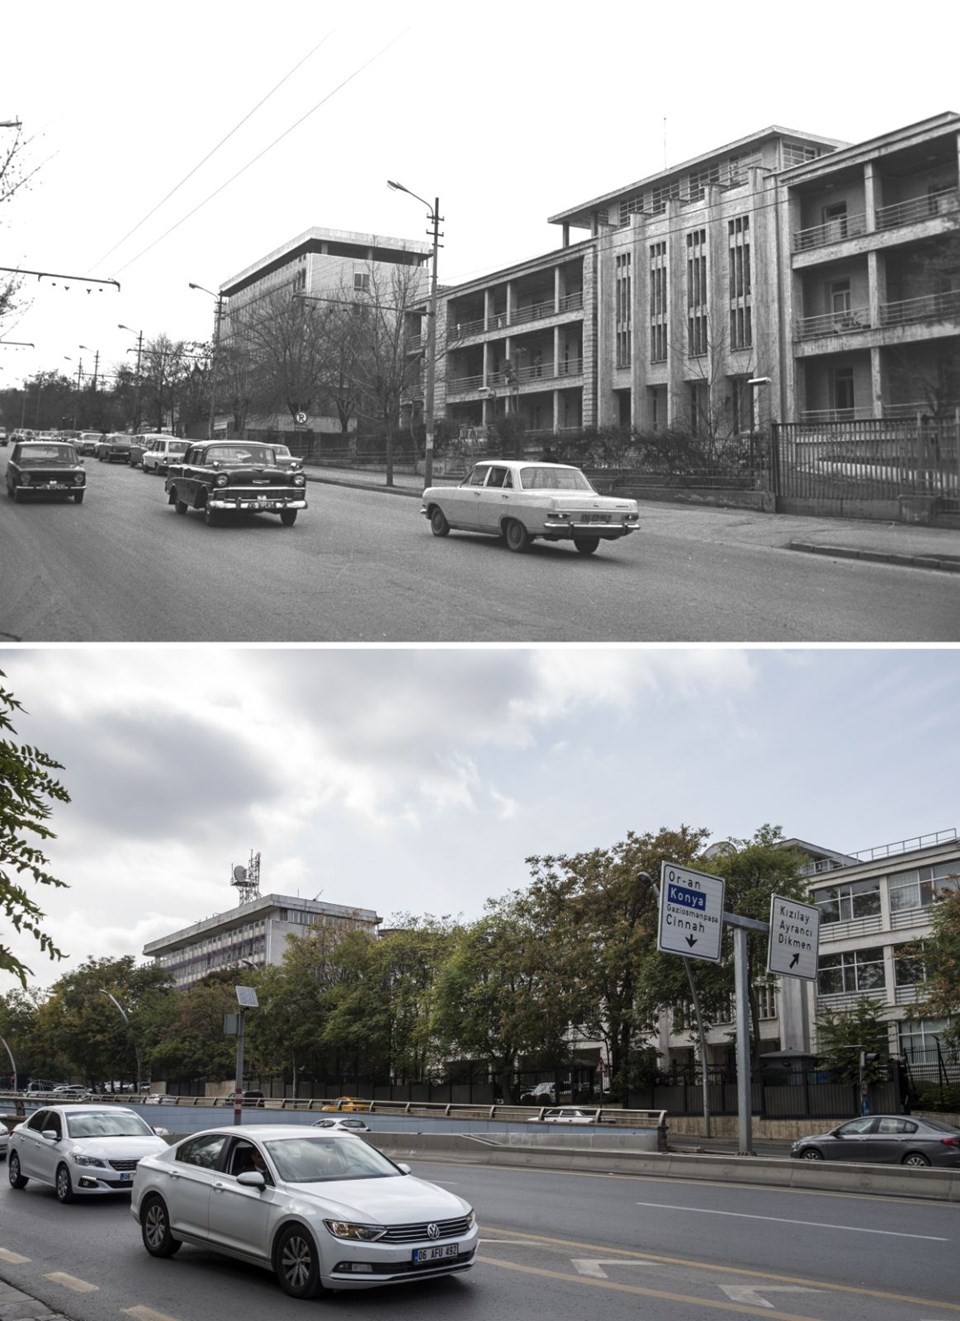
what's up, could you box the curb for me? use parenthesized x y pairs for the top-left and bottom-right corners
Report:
(0, 1280), (66, 1321)
(787, 542), (960, 574)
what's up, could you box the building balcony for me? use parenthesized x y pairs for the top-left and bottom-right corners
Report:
(877, 186), (960, 231)
(793, 187), (959, 253)
(795, 288), (960, 342)
(795, 211), (868, 252)
(819, 913), (884, 942)
(446, 291), (584, 343)
(796, 307), (871, 340)
(446, 359), (584, 397)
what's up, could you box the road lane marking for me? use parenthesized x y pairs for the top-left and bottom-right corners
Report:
(123, 1308), (184, 1321)
(719, 1285), (823, 1307)
(573, 1258), (664, 1278)
(634, 1201), (949, 1240)
(482, 1225), (960, 1313)
(43, 1272), (99, 1293)
(0, 1250), (30, 1264)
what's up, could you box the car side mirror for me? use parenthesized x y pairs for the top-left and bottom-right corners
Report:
(396, 1162), (411, 1175)
(236, 1171), (266, 1188)
(41, 1130), (59, 1141)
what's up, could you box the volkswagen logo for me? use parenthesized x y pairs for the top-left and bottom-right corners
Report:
(426, 1223), (440, 1240)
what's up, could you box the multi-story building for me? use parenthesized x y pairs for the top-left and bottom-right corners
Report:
(143, 892), (382, 990)
(428, 112), (959, 449)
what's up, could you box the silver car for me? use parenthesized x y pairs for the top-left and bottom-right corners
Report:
(0, 1120), (8, 1160)
(791, 1114), (960, 1167)
(131, 1124), (477, 1297)
(7, 1105), (169, 1200)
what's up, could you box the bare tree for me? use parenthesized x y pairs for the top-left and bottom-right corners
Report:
(140, 336), (196, 433)
(236, 289), (329, 435)
(0, 123), (37, 329)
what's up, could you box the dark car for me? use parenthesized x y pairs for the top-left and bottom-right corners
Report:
(96, 433), (133, 464)
(164, 441), (308, 526)
(791, 1114), (960, 1167)
(5, 441), (86, 503)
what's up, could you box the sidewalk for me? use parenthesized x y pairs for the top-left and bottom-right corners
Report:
(302, 464), (960, 574)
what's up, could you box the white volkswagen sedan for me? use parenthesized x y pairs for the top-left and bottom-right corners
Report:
(131, 1125), (478, 1298)
(7, 1105), (169, 1201)
(422, 460), (640, 554)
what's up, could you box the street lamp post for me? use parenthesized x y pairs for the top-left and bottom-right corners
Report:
(0, 1034), (17, 1092)
(189, 283), (225, 439)
(387, 180), (442, 489)
(119, 325), (144, 433)
(99, 988), (141, 1092)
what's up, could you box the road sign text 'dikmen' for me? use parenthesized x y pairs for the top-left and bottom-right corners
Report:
(657, 863), (725, 962)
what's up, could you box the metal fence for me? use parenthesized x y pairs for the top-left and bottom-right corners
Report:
(773, 416), (960, 507)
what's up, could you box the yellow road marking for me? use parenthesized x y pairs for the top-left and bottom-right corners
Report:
(482, 1224), (960, 1313)
(43, 1272), (99, 1293)
(0, 1249), (30, 1264)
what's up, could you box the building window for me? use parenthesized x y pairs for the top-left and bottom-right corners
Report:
(830, 279), (851, 316)
(899, 1018), (957, 1065)
(615, 252), (632, 368)
(816, 878), (881, 924)
(832, 366), (855, 415)
(889, 863), (960, 913)
(730, 376), (753, 433)
(822, 202), (848, 242)
(649, 241), (667, 363)
(818, 946), (885, 995)
(687, 230), (707, 357)
(728, 216), (752, 349)
(354, 272), (370, 293)
(688, 314), (707, 358)
(893, 947), (927, 988)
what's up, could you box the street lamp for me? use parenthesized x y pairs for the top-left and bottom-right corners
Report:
(119, 324), (144, 433)
(387, 180), (442, 489)
(189, 283), (225, 439)
(99, 988), (142, 1093)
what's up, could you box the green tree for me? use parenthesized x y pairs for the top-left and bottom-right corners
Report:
(1, 671), (70, 987)
(815, 997), (890, 1086)
(915, 881), (960, 1049)
(150, 970), (238, 1087)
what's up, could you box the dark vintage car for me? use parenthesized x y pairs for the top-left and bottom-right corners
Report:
(164, 441), (308, 526)
(96, 433), (133, 464)
(5, 440), (87, 503)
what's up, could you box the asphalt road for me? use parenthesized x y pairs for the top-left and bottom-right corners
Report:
(2, 459), (960, 642)
(0, 1155), (958, 1321)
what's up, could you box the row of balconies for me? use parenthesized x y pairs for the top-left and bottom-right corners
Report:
(793, 185), (959, 253)
(446, 359), (584, 396)
(446, 290), (584, 341)
(796, 287), (960, 340)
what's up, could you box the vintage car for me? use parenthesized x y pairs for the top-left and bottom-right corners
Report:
(142, 436), (190, 475)
(164, 441), (308, 526)
(422, 460), (640, 554)
(96, 433), (133, 464)
(5, 440), (87, 503)
(268, 443), (303, 470)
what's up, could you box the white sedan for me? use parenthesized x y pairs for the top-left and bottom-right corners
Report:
(527, 1107), (600, 1124)
(131, 1124), (478, 1297)
(422, 460), (640, 554)
(0, 1120), (8, 1159)
(7, 1104), (169, 1201)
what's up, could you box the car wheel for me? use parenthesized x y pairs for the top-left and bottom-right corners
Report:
(574, 535), (600, 555)
(430, 507), (450, 537)
(174, 498), (188, 515)
(73, 490), (84, 504)
(799, 1147), (824, 1160)
(274, 1224), (322, 1298)
(8, 1152), (27, 1188)
(279, 510), (297, 527)
(203, 505), (219, 526)
(504, 518), (531, 553)
(902, 1152), (931, 1167)
(141, 1195), (182, 1257)
(56, 1163), (75, 1203)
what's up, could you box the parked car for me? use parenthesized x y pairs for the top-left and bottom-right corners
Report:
(142, 436), (190, 474)
(526, 1107), (600, 1125)
(131, 1124), (478, 1296)
(77, 432), (103, 455)
(790, 1114), (960, 1167)
(421, 460), (640, 554)
(5, 441), (86, 503)
(7, 1104), (170, 1201)
(164, 441), (308, 526)
(0, 1121), (8, 1160)
(95, 432), (133, 463)
(311, 1116), (371, 1132)
(319, 1096), (372, 1113)
(268, 443), (303, 470)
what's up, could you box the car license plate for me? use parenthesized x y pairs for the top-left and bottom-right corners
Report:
(412, 1243), (458, 1263)
(581, 513), (610, 523)
(119, 1170), (133, 1182)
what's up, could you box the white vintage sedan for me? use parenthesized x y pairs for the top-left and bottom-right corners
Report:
(131, 1124), (478, 1297)
(422, 460), (640, 554)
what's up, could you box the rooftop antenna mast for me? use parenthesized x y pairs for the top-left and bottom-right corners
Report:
(230, 850), (261, 904)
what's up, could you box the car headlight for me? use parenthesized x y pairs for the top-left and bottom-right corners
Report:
(215, 473), (229, 487)
(293, 473), (306, 487)
(71, 1154), (107, 1167)
(323, 1220), (386, 1241)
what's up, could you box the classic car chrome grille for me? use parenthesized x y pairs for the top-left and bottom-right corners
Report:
(379, 1215), (472, 1244)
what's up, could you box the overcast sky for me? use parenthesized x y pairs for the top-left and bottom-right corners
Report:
(1, 644), (957, 994)
(1, 0), (955, 388)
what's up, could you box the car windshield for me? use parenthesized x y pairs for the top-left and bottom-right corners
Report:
(20, 445), (76, 463)
(65, 1111), (155, 1139)
(263, 1135), (398, 1183)
(206, 445), (276, 465)
(518, 465), (595, 492)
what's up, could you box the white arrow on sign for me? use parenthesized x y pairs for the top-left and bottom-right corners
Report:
(718, 1284), (822, 1307)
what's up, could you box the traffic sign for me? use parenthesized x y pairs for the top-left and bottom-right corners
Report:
(295, 411), (307, 424)
(658, 862), (725, 962)
(767, 894), (820, 980)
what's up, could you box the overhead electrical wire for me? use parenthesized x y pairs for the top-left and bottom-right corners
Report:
(106, 29), (410, 280)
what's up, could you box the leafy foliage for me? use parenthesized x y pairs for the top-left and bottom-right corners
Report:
(815, 998), (890, 1085)
(915, 882), (960, 1049)
(0, 672), (70, 986)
